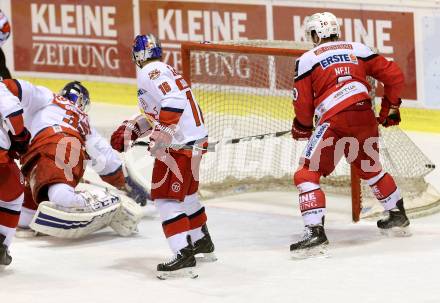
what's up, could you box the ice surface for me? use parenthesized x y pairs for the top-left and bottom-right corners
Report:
(2, 103), (439, 303)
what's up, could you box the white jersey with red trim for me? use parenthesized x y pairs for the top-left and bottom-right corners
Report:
(293, 41), (404, 127)
(5, 79), (122, 176)
(0, 82), (23, 150)
(136, 61), (207, 146)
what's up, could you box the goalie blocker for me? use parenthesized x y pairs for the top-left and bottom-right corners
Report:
(30, 189), (143, 239)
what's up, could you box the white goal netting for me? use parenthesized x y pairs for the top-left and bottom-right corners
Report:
(183, 40), (440, 218)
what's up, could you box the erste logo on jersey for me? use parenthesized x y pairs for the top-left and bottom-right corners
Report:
(319, 53), (358, 69)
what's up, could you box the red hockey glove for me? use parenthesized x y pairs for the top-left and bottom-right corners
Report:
(8, 128), (31, 159)
(291, 118), (313, 140)
(149, 124), (175, 157)
(110, 120), (142, 152)
(378, 97), (402, 127)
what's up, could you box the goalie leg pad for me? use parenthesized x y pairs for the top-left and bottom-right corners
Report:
(110, 197), (144, 237)
(30, 190), (121, 239)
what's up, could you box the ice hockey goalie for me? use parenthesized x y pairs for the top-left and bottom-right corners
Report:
(1, 79), (144, 239)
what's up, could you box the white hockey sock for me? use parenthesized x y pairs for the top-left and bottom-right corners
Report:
(18, 206), (36, 228)
(0, 193), (24, 247)
(48, 183), (86, 208)
(183, 193), (206, 243)
(156, 199), (190, 254)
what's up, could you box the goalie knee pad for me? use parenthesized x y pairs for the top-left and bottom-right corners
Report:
(367, 171), (402, 211)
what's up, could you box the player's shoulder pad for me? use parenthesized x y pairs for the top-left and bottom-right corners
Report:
(352, 42), (378, 61)
(294, 51), (316, 81)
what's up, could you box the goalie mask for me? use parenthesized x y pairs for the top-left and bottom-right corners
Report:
(132, 34), (162, 68)
(60, 81), (90, 112)
(305, 12), (341, 46)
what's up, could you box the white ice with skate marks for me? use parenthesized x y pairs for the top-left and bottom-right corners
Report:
(1, 103), (440, 303)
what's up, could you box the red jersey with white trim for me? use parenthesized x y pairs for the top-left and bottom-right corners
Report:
(2, 79), (122, 176)
(136, 61), (207, 146)
(0, 82), (24, 150)
(293, 41), (404, 127)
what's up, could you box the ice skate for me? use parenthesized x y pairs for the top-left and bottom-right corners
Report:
(193, 224), (217, 262)
(0, 234), (12, 266)
(157, 237), (198, 280)
(290, 225), (329, 259)
(377, 199), (411, 237)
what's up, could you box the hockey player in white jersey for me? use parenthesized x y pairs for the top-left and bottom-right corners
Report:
(110, 34), (216, 279)
(1, 79), (143, 239)
(0, 82), (30, 266)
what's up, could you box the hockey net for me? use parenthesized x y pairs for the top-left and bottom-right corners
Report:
(180, 40), (440, 221)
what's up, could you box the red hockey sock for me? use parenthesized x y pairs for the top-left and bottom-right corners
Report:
(156, 199), (191, 254)
(294, 167), (325, 226)
(298, 187), (326, 226)
(367, 171), (402, 211)
(183, 193), (207, 243)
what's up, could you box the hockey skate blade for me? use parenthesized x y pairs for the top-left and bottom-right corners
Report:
(156, 268), (198, 280)
(380, 226), (412, 238)
(291, 244), (329, 260)
(196, 252), (218, 263)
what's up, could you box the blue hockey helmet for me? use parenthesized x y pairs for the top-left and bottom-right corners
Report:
(132, 34), (162, 68)
(60, 81), (90, 112)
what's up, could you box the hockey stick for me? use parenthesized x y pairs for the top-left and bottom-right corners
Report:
(137, 108), (291, 151)
(81, 178), (127, 196)
(132, 130), (291, 152)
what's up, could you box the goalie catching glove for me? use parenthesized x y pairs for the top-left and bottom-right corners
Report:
(291, 118), (313, 140)
(377, 97), (402, 127)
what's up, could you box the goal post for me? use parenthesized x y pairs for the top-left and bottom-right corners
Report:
(180, 40), (440, 222)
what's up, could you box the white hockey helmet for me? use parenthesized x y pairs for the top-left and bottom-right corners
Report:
(305, 12), (341, 45)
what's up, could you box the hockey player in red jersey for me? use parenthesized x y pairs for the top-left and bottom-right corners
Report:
(290, 12), (409, 257)
(0, 82), (30, 266)
(111, 34), (216, 279)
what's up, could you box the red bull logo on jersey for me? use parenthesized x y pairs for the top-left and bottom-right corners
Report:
(319, 53), (358, 69)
